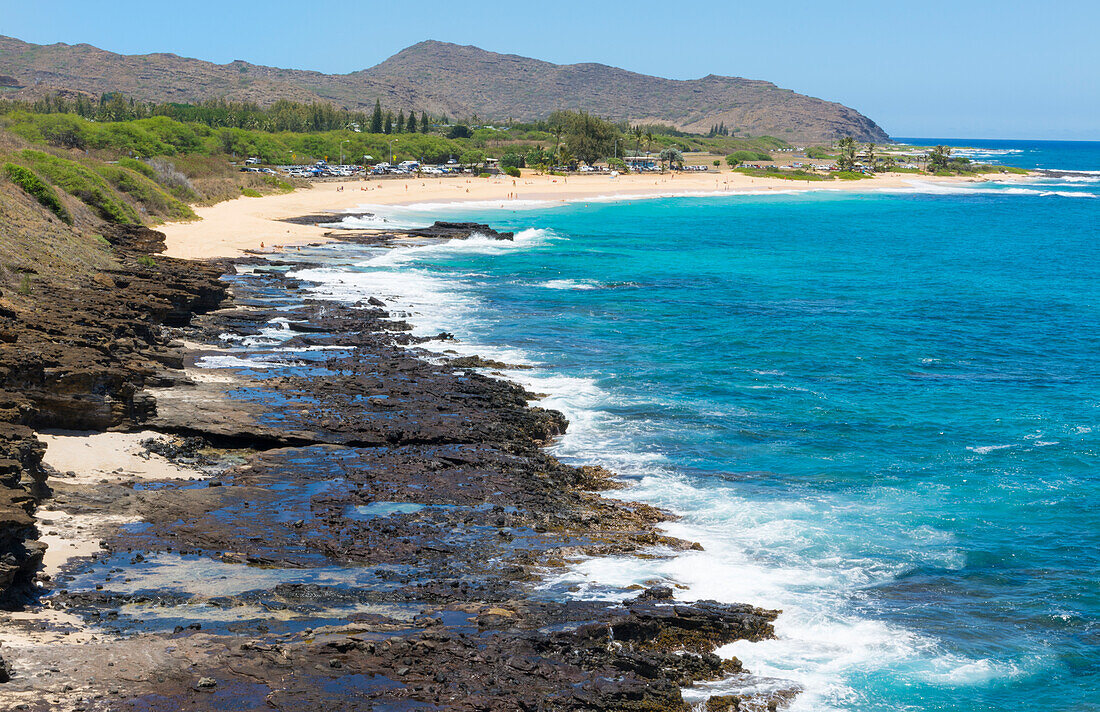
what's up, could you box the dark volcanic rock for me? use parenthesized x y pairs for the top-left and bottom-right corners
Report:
(405, 221), (515, 241)
(8, 245), (792, 711)
(0, 243), (228, 608)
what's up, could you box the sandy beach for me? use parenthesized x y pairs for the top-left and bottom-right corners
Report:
(159, 170), (1012, 260)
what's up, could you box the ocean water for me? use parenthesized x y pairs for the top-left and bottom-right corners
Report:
(294, 141), (1100, 711)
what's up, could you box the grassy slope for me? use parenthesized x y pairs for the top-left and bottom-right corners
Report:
(0, 124), (295, 290)
(0, 180), (117, 290)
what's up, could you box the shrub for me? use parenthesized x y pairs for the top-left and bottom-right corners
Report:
(261, 174), (294, 192)
(727, 150), (772, 165)
(478, 172), (491, 179)
(3, 162), (72, 223)
(499, 151), (524, 169)
(118, 157), (157, 179)
(19, 150), (139, 224)
(503, 166), (521, 178)
(145, 157), (199, 201)
(137, 255), (156, 267)
(94, 163), (196, 220)
(240, 187), (262, 197)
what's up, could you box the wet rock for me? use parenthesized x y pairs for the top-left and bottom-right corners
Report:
(403, 221), (515, 241)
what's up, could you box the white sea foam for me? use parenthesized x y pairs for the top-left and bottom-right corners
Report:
(882, 180), (1096, 199)
(967, 444), (1016, 454)
(322, 212), (425, 230)
(286, 203), (1043, 709)
(195, 354), (297, 370)
(539, 279), (602, 290)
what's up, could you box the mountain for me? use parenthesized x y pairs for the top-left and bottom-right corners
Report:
(0, 36), (890, 143)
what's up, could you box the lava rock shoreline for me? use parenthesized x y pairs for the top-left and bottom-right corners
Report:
(0, 226), (792, 711)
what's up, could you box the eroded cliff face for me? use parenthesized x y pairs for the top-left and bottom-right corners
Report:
(0, 224), (227, 609)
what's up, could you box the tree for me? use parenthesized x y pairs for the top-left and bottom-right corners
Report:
(525, 146), (549, 171)
(383, 112), (394, 135)
(928, 144), (952, 172)
(370, 100), (383, 134)
(863, 142), (877, 171)
(644, 131), (654, 157)
(632, 125), (643, 158)
(500, 151), (525, 169)
(548, 114), (567, 164)
(459, 149), (485, 167)
(405, 111), (417, 133)
(659, 147), (683, 170)
(554, 110), (617, 165)
(420, 111), (430, 133)
(726, 154), (742, 167)
(836, 136), (858, 171)
(396, 110), (405, 133)
(448, 124), (472, 139)
(556, 146), (574, 167)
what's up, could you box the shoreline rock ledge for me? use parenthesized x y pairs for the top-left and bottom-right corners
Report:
(0, 225), (797, 711)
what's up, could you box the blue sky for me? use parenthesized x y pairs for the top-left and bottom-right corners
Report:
(2, 0), (1097, 140)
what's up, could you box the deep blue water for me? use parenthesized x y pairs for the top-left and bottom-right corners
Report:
(296, 141), (1100, 711)
(896, 137), (1100, 172)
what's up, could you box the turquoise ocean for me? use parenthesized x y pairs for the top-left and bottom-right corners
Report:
(294, 140), (1100, 711)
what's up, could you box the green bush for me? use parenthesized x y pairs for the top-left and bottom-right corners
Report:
(240, 187), (262, 197)
(262, 174), (294, 192)
(94, 163), (196, 220)
(117, 157), (157, 179)
(137, 255), (156, 267)
(19, 150), (139, 224)
(734, 166), (825, 181)
(499, 151), (524, 169)
(726, 150), (772, 165)
(3, 162), (73, 223)
(503, 166), (521, 178)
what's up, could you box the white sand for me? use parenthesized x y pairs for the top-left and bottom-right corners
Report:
(160, 169), (1013, 260)
(34, 430), (204, 577)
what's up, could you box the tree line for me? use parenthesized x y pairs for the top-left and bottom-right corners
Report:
(0, 93), (447, 135)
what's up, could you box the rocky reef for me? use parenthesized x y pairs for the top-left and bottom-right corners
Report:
(0, 227), (793, 711)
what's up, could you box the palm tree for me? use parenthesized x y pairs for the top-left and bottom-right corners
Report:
(551, 123), (565, 165)
(928, 145), (952, 172)
(632, 125), (643, 158)
(864, 142), (877, 171)
(837, 136), (858, 171)
(644, 131), (654, 166)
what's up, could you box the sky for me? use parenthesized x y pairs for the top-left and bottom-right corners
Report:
(1, 0), (1098, 140)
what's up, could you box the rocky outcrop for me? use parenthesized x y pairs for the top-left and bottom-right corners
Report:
(0, 244), (227, 609)
(0, 228), (794, 709)
(404, 222), (515, 241)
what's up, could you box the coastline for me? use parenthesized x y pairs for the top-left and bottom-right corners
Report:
(0, 225), (788, 711)
(159, 170), (1026, 260)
